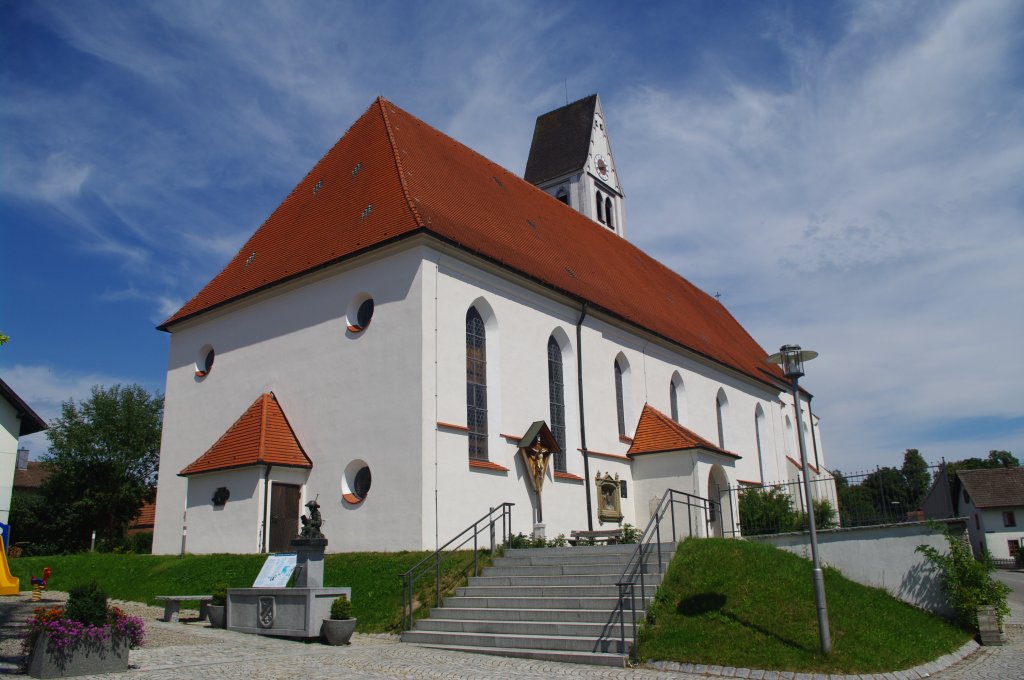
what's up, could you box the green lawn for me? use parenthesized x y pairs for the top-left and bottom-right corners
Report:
(638, 538), (971, 673)
(9, 549), (486, 632)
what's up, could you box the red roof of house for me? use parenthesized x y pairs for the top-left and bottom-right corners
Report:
(13, 460), (51, 489)
(160, 98), (784, 388)
(628, 404), (740, 458)
(179, 393), (312, 476)
(132, 500), (156, 528)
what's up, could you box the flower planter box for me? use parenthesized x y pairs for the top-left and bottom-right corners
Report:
(26, 632), (129, 678)
(207, 604), (226, 628)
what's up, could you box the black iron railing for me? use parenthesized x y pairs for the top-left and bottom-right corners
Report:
(400, 503), (514, 631)
(613, 489), (715, 660)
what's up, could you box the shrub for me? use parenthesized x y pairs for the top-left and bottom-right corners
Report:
(65, 582), (108, 627)
(211, 583), (229, 607)
(738, 487), (799, 535)
(620, 523), (640, 544)
(128, 532), (153, 554)
(508, 533), (531, 549)
(330, 594), (352, 620)
(917, 522), (1011, 630)
(547, 534), (568, 547)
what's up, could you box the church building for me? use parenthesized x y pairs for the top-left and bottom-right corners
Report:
(151, 95), (827, 555)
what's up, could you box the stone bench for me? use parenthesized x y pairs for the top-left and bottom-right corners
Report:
(569, 529), (623, 545)
(154, 595), (213, 623)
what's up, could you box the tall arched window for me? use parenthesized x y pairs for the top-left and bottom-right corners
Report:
(605, 197), (614, 228)
(595, 190), (604, 223)
(715, 389), (728, 449)
(548, 336), (566, 471)
(670, 373), (684, 423)
(466, 307), (488, 460)
(754, 405), (767, 483)
(614, 359), (626, 437)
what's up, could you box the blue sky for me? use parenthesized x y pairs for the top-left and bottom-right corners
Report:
(2, 0), (1022, 474)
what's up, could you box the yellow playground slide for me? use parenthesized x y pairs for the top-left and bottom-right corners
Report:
(0, 542), (19, 595)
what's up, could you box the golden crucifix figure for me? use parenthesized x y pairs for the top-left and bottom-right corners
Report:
(521, 436), (551, 493)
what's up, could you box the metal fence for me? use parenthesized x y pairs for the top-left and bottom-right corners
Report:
(726, 463), (944, 537)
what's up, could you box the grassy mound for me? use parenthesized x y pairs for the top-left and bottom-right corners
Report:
(10, 550), (484, 632)
(638, 539), (970, 673)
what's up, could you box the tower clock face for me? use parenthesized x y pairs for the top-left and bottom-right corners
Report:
(594, 154), (610, 181)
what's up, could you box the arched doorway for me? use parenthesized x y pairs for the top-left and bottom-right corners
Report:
(706, 465), (732, 538)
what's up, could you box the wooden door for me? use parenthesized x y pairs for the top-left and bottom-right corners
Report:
(269, 484), (301, 552)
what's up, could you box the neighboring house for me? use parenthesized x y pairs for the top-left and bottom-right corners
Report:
(128, 497), (156, 535)
(152, 95), (828, 555)
(0, 378), (47, 529)
(13, 458), (50, 495)
(956, 467), (1024, 561)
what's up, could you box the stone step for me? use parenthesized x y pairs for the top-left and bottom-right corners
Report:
(401, 629), (629, 654)
(427, 607), (644, 624)
(444, 595), (629, 610)
(505, 544), (644, 557)
(414, 617), (627, 638)
(492, 548), (674, 568)
(482, 560), (671, 577)
(404, 643), (627, 667)
(456, 584), (658, 598)
(468, 572), (664, 587)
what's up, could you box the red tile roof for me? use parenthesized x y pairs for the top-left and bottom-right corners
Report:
(161, 98), (784, 388)
(13, 461), (51, 489)
(132, 500), (156, 528)
(628, 404), (740, 459)
(179, 393), (312, 476)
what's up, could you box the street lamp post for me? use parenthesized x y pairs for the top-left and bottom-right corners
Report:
(767, 344), (832, 656)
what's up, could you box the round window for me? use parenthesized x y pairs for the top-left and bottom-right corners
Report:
(195, 345), (215, 378)
(341, 459), (372, 505)
(346, 293), (374, 333)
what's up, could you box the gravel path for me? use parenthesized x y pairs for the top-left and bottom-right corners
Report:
(1, 591), (1020, 679)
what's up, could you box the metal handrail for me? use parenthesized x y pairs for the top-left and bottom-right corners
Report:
(613, 489), (716, 660)
(401, 503), (514, 631)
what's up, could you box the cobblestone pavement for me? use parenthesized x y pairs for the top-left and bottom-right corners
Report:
(2, 594), (1021, 679)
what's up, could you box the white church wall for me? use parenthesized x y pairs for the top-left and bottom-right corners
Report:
(183, 468), (261, 553)
(429, 254), (595, 543)
(154, 246), (427, 554)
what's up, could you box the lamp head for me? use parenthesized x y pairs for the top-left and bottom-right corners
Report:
(766, 344), (818, 379)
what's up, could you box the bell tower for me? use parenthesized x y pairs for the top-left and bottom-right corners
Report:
(524, 94), (626, 238)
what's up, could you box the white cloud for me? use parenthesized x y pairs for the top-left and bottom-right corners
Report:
(1, 364), (163, 458)
(618, 0), (1024, 469)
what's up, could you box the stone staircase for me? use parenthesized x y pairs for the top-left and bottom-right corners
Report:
(400, 542), (676, 667)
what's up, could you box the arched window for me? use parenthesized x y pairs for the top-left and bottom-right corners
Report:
(466, 307), (488, 460)
(754, 405), (767, 483)
(670, 373), (684, 423)
(605, 197), (614, 228)
(614, 359), (626, 437)
(786, 411), (794, 454)
(596, 190), (604, 223)
(715, 389), (728, 449)
(556, 188), (569, 205)
(548, 336), (566, 471)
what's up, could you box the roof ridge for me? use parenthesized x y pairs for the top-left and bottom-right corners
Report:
(376, 97), (426, 229)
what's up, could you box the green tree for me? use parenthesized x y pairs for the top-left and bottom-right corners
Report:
(901, 448), (931, 510)
(39, 384), (163, 552)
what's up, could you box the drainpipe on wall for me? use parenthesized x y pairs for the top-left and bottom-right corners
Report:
(576, 303), (594, 531)
(261, 464), (273, 553)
